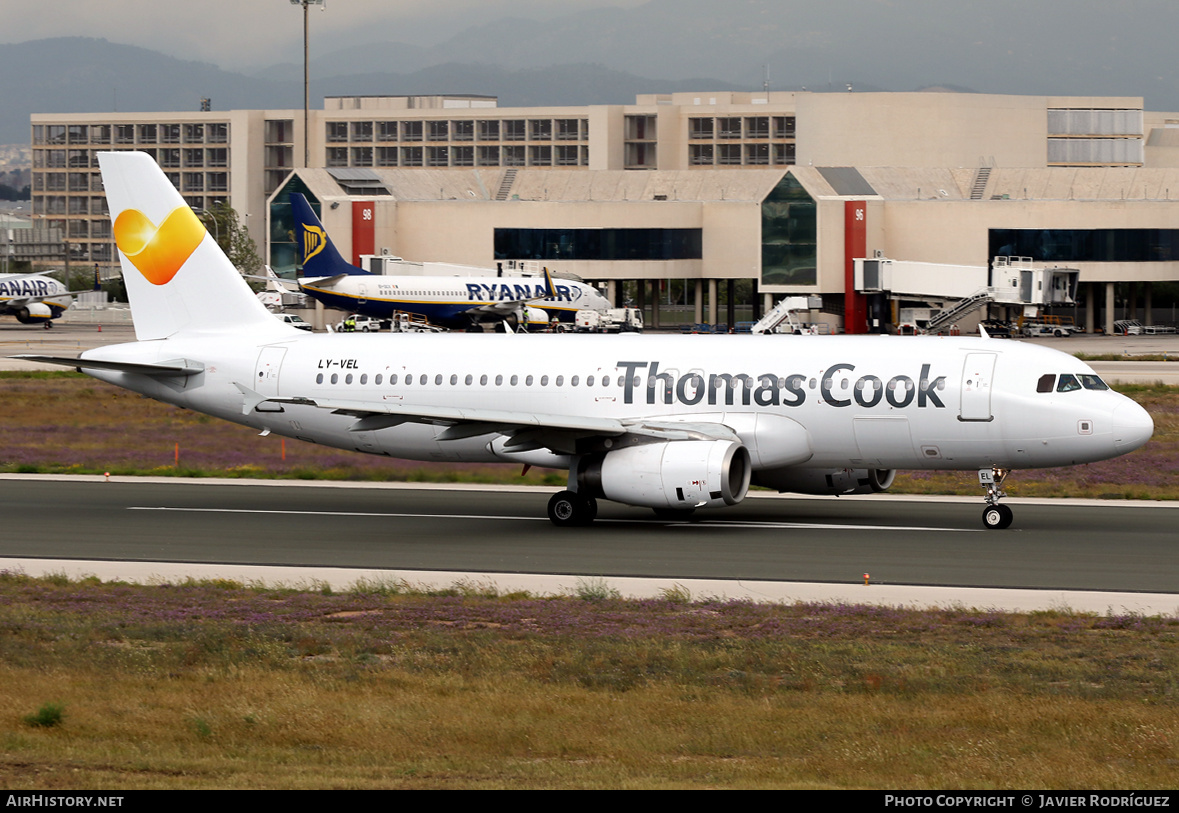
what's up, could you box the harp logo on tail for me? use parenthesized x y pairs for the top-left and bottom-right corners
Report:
(302, 223), (327, 265)
(113, 207), (205, 286)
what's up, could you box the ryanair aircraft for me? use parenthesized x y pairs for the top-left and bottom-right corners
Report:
(290, 193), (610, 330)
(0, 272), (73, 327)
(18, 153), (1154, 529)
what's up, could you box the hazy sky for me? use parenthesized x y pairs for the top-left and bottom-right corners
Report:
(0, 0), (647, 70)
(5, 0), (1178, 113)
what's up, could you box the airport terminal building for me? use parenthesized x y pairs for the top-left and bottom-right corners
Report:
(29, 90), (1179, 332)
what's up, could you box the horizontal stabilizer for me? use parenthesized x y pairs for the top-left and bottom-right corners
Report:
(297, 274), (350, 290)
(11, 355), (204, 377)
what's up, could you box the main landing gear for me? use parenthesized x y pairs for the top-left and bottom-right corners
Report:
(548, 490), (597, 527)
(979, 467), (1013, 530)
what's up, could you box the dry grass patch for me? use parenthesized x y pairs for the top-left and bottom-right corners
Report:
(0, 574), (1175, 789)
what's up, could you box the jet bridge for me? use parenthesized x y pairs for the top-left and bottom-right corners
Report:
(854, 256), (1078, 333)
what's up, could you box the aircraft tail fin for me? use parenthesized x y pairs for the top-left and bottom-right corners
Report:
(98, 151), (285, 341)
(291, 193), (370, 279)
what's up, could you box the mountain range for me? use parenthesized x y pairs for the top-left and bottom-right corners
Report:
(0, 37), (750, 146)
(3, 0), (1178, 146)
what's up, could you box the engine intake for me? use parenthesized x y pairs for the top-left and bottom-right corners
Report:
(578, 439), (751, 510)
(15, 303), (53, 324)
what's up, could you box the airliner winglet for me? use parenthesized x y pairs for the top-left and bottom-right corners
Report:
(14, 152), (1155, 530)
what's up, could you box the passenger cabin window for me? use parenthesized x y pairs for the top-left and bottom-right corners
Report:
(1037, 374), (1055, 393)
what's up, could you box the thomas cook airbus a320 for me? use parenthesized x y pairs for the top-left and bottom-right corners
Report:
(16, 152), (1154, 528)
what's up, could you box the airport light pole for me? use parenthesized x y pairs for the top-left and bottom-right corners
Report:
(1, 206), (23, 274)
(291, 0), (325, 168)
(193, 208), (220, 248)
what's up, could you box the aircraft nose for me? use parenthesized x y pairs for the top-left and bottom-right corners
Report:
(1112, 399), (1154, 453)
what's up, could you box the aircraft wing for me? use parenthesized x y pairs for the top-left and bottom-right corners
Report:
(0, 272), (85, 297)
(2, 292), (75, 307)
(461, 299), (537, 318)
(242, 275), (299, 292)
(460, 267), (560, 318)
(298, 275), (349, 290)
(234, 385), (740, 453)
(12, 355), (204, 377)
(1, 272), (51, 285)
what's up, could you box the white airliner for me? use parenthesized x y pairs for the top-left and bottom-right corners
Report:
(0, 272), (73, 327)
(17, 153), (1155, 529)
(290, 193), (611, 331)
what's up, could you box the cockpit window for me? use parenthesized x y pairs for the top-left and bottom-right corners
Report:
(1080, 374), (1109, 391)
(1036, 374), (1055, 393)
(1057, 374), (1082, 393)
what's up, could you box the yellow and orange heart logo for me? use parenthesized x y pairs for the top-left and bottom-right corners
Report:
(113, 207), (206, 286)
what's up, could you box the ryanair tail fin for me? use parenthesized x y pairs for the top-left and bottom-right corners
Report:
(291, 193), (370, 279)
(98, 152), (284, 341)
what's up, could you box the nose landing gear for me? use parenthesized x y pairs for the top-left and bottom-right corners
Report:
(979, 467), (1013, 529)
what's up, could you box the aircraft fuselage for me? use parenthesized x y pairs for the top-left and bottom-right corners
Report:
(0, 273), (73, 323)
(80, 332), (1152, 475)
(298, 275), (609, 328)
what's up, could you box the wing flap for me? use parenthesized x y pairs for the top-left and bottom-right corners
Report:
(309, 395), (630, 436)
(463, 300), (528, 317)
(234, 387), (746, 453)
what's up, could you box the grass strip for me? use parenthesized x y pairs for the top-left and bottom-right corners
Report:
(0, 572), (1175, 789)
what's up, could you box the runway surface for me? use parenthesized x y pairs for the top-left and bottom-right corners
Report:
(2, 476), (1176, 614)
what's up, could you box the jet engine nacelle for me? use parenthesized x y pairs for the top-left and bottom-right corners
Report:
(752, 467), (896, 496)
(522, 306), (550, 332)
(15, 303), (53, 324)
(578, 439), (751, 510)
